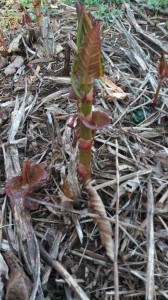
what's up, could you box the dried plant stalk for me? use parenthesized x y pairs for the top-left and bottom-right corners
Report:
(85, 182), (114, 262)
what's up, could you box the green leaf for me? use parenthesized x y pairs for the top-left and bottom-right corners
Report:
(71, 75), (82, 98)
(76, 3), (93, 51)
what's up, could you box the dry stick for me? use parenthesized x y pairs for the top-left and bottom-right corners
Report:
(131, 4), (168, 37)
(0, 137), (27, 148)
(130, 3), (168, 36)
(112, 87), (148, 127)
(122, 128), (168, 152)
(130, 269), (168, 299)
(42, 231), (63, 285)
(146, 176), (155, 300)
(125, 3), (168, 53)
(0, 196), (7, 250)
(94, 169), (151, 190)
(39, 244), (90, 300)
(106, 290), (164, 297)
(157, 215), (168, 231)
(3, 80), (45, 300)
(32, 88), (69, 113)
(43, 76), (71, 85)
(114, 140), (119, 300)
(27, 196), (145, 233)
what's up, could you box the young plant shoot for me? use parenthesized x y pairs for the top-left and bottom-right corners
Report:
(152, 50), (168, 108)
(70, 3), (110, 182)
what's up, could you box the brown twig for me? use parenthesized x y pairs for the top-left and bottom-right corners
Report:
(114, 139), (119, 300)
(39, 243), (90, 300)
(146, 175), (155, 299)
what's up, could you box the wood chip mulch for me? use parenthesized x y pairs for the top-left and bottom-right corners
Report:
(0, 1), (168, 299)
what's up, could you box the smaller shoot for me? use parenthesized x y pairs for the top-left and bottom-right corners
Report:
(6, 160), (47, 210)
(152, 50), (168, 109)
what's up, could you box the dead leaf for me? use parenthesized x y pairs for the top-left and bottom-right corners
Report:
(101, 75), (127, 101)
(4, 56), (24, 76)
(153, 154), (168, 169)
(157, 240), (168, 258)
(0, 56), (8, 69)
(85, 182), (114, 262)
(60, 173), (75, 200)
(60, 166), (75, 211)
(4, 251), (32, 300)
(0, 253), (9, 300)
(0, 106), (11, 127)
(55, 43), (63, 55)
(8, 34), (22, 53)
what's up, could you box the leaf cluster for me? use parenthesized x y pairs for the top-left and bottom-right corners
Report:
(143, 0), (168, 9)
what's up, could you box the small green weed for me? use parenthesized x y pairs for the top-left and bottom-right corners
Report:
(62, 0), (168, 27)
(165, 20), (168, 29)
(63, 0), (168, 11)
(0, 7), (20, 28)
(140, 0), (168, 9)
(19, 0), (33, 5)
(0, 0), (45, 28)
(62, 0), (126, 26)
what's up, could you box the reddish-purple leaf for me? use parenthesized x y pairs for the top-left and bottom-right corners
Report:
(81, 111), (110, 129)
(87, 11), (95, 25)
(152, 50), (168, 108)
(73, 20), (104, 78)
(5, 160), (47, 202)
(158, 50), (168, 79)
(22, 13), (32, 26)
(76, 2), (86, 18)
(22, 160), (47, 186)
(5, 175), (30, 199)
(68, 114), (79, 129)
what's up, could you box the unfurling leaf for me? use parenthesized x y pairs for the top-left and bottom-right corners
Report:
(73, 20), (104, 79)
(76, 2), (92, 51)
(158, 50), (168, 79)
(21, 160), (47, 185)
(22, 13), (33, 26)
(5, 160), (47, 208)
(85, 182), (114, 262)
(81, 111), (110, 129)
(152, 51), (168, 108)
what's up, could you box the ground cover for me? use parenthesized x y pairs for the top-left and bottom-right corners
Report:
(0, 1), (168, 299)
